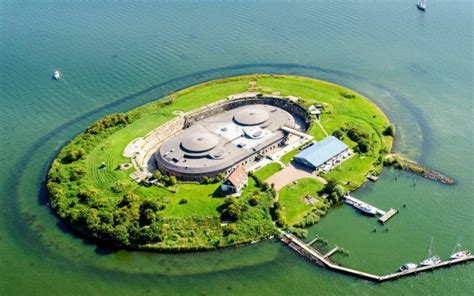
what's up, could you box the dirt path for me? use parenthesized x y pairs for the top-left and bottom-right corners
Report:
(266, 164), (326, 191)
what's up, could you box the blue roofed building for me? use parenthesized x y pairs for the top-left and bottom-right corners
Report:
(293, 136), (349, 170)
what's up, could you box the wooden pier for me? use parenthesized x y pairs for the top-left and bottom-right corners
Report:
(379, 208), (398, 224)
(306, 236), (320, 246)
(279, 230), (473, 283)
(323, 246), (340, 258)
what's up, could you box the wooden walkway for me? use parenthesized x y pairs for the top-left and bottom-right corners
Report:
(379, 208), (398, 224)
(279, 230), (473, 283)
(306, 236), (319, 246)
(323, 246), (340, 258)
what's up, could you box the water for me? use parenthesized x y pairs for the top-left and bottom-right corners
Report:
(1, 0), (473, 294)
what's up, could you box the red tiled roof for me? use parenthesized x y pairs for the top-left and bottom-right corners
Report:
(227, 166), (247, 188)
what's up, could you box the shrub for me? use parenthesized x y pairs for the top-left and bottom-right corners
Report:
(332, 129), (344, 140)
(383, 124), (395, 137)
(179, 198), (188, 205)
(61, 148), (86, 164)
(86, 113), (129, 134)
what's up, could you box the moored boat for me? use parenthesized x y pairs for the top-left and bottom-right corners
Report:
(450, 251), (470, 260)
(449, 238), (470, 260)
(420, 255), (441, 266)
(353, 202), (377, 216)
(420, 237), (441, 266)
(399, 263), (417, 272)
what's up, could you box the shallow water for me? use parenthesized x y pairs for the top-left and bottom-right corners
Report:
(1, 0), (473, 295)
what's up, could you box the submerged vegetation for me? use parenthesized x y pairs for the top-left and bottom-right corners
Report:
(48, 74), (394, 250)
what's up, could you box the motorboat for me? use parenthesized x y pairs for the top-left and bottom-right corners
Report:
(417, 0), (426, 11)
(399, 263), (417, 272)
(353, 202), (377, 216)
(53, 70), (61, 80)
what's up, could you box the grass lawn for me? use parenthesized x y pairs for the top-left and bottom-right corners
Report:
(253, 162), (283, 182)
(278, 178), (325, 226)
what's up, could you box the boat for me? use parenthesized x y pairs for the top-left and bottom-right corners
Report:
(450, 251), (471, 260)
(353, 202), (377, 216)
(420, 237), (441, 266)
(354, 204), (377, 216)
(449, 238), (471, 260)
(417, 0), (426, 11)
(53, 70), (61, 80)
(420, 255), (441, 266)
(343, 195), (377, 216)
(399, 263), (417, 272)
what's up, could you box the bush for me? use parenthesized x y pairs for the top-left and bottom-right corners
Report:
(86, 113), (129, 134)
(61, 148), (86, 164)
(332, 129), (344, 140)
(340, 92), (356, 99)
(347, 126), (372, 154)
(383, 124), (395, 137)
(179, 198), (188, 204)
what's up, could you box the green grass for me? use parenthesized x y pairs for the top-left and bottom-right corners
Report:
(281, 148), (300, 165)
(253, 163), (282, 182)
(278, 178), (325, 226)
(158, 183), (224, 217)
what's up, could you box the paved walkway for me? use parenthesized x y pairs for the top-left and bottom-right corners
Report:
(316, 120), (329, 137)
(266, 163), (326, 191)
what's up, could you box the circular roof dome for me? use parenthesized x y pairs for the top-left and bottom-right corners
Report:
(181, 133), (219, 153)
(234, 108), (269, 126)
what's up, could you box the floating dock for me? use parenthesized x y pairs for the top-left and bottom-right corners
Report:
(379, 208), (398, 224)
(279, 230), (473, 283)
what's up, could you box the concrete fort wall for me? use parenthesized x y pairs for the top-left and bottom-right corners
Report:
(154, 94), (310, 181)
(184, 95), (310, 130)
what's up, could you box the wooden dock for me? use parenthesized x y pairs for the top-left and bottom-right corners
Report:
(379, 208), (398, 224)
(306, 236), (319, 246)
(279, 230), (473, 283)
(323, 246), (340, 258)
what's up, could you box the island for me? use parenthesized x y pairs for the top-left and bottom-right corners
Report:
(47, 74), (451, 252)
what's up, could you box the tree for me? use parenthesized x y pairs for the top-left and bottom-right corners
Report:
(62, 148), (86, 163)
(332, 129), (344, 140)
(383, 124), (395, 137)
(152, 170), (162, 180)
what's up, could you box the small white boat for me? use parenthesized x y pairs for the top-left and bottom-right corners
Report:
(353, 202), (377, 216)
(449, 239), (470, 260)
(420, 237), (441, 266)
(53, 70), (61, 80)
(417, 0), (426, 11)
(399, 263), (417, 272)
(450, 251), (470, 260)
(420, 255), (441, 266)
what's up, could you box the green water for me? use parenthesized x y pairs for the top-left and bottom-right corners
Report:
(1, 0), (472, 295)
